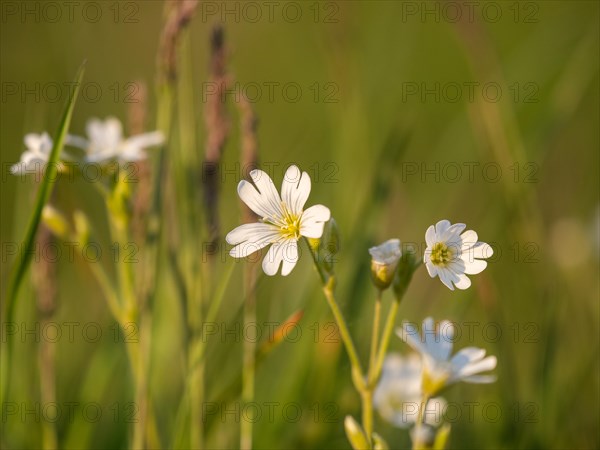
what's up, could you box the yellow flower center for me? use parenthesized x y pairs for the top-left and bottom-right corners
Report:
(279, 203), (301, 240)
(430, 242), (453, 267)
(422, 364), (451, 397)
(281, 215), (301, 239)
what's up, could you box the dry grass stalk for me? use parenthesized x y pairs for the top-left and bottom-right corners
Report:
(203, 25), (231, 252)
(157, 0), (199, 83)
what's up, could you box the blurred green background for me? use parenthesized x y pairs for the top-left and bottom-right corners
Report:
(1, 1), (598, 449)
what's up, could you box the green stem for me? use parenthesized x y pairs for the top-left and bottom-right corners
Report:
(361, 290), (382, 447)
(412, 396), (430, 450)
(88, 261), (123, 323)
(371, 298), (401, 387)
(322, 277), (365, 384)
(241, 263), (258, 450)
(107, 175), (146, 450)
(368, 291), (382, 380)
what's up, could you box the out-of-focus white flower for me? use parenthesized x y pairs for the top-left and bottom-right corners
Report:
(374, 353), (446, 428)
(397, 317), (497, 397)
(424, 219), (493, 290)
(82, 117), (164, 163)
(10, 132), (65, 175)
(226, 165), (331, 276)
(369, 239), (402, 290)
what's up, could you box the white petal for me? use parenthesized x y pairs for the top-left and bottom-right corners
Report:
(300, 205), (331, 238)
(119, 147), (147, 162)
(369, 239), (401, 264)
(226, 222), (279, 245)
(125, 131), (165, 150)
(65, 134), (89, 150)
(441, 223), (466, 242)
(461, 374), (497, 384)
(24, 133), (43, 153)
(459, 229), (478, 246)
(437, 268), (455, 290)
(469, 242), (494, 259)
(461, 258), (487, 275)
(434, 220), (451, 236)
(396, 322), (427, 355)
(425, 225), (436, 247)
(86, 118), (104, 143)
(424, 260), (438, 278)
(226, 223), (280, 258)
(262, 239), (287, 276)
(281, 240), (299, 276)
(22, 151), (45, 166)
(453, 273), (472, 290)
(249, 169), (284, 218)
(455, 355), (497, 379)
(85, 148), (117, 163)
(104, 117), (124, 148)
(281, 165), (311, 215)
(10, 163), (25, 174)
(424, 320), (453, 362)
(230, 240), (272, 258)
(237, 179), (281, 219)
(450, 347), (486, 372)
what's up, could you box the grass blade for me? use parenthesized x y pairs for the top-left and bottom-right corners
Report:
(2, 61), (86, 404)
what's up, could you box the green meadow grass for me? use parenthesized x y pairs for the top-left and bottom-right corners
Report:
(1, 2), (598, 449)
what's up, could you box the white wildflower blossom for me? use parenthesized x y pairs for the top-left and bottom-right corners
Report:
(374, 353), (446, 428)
(424, 219), (493, 290)
(397, 317), (497, 397)
(226, 165), (331, 276)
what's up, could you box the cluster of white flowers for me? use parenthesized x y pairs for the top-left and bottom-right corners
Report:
(373, 318), (497, 435)
(10, 117), (164, 175)
(227, 168), (493, 288)
(224, 165), (498, 446)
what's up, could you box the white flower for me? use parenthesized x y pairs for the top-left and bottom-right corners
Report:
(226, 165), (331, 276)
(397, 317), (497, 397)
(9, 132), (78, 175)
(374, 353), (446, 428)
(82, 117), (164, 163)
(424, 219), (493, 290)
(369, 239), (402, 289)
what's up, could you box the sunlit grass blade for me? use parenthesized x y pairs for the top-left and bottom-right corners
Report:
(2, 61), (86, 403)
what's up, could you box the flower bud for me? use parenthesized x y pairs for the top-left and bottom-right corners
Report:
(369, 239), (401, 290)
(372, 432), (389, 450)
(433, 424), (451, 450)
(42, 205), (71, 239)
(392, 249), (419, 300)
(344, 415), (369, 450)
(410, 424), (436, 450)
(320, 218), (339, 275)
(73, 210), (90, 246)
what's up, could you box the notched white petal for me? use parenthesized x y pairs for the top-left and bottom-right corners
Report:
(281, 240), (299, 276)
(434, 220), (451, 236)
(262, 240), (286, 276)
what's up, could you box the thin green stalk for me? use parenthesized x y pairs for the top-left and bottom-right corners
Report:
(371, 298), (401, 387)
(241, 263), (258, 450)
(362, 290), (382, 446)
(188, 343), (204, 449)
(88, 261), (123, 324)
(188, 259), (209, 449)
(368, 291), (382, 380)
(107, 172), (147, 450)
(321, 277), (365, 389)
(412, 396), (430, 450)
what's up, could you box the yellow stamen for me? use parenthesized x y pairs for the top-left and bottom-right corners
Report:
(430, 242), (453, 267)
